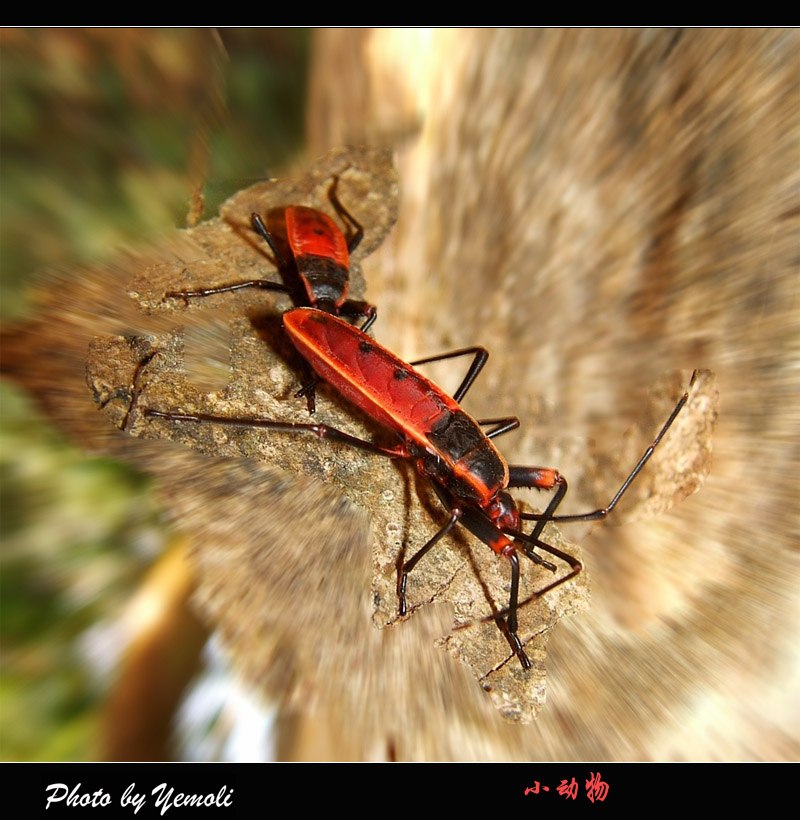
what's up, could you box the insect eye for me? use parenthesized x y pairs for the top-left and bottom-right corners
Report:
(490, 491), (518, 530)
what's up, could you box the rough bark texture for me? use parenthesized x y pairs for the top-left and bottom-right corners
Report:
(85, 148), (600, 722)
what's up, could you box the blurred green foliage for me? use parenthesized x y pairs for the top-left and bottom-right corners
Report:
(0, 28), (311, 761)
(0, 381), (160, 760)
(1, 29), (310, 319)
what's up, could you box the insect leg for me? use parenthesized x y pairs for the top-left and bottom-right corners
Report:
(409, 347), (489, 403)
(508, 467), (569, 542)
(517, 370), (696, 529)
(456, 528), (583, 650)
(444, 500), (544, 669)
(163, 213), (292, 303)
(251, 212), (289, 268)
(165, 279), (290, 301)
(143, 409), (408, 459)
(397, 506), (463, 617)
(293, 365), (323, 415)
(502, 527), (583, 626)
(327, 175), (364, 254)
(339, 300), (377, 333)
(476, 416), (521, 440)
(116, 350), (160, 432)
(501, 550), (532, 669)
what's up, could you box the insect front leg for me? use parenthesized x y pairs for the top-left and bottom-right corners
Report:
(162, 213), (291, 304)
(327, 175), (364, 254)
(502, 550), (531, 669)
(514, 370), (697, 532)
(439, 497), (550, 670)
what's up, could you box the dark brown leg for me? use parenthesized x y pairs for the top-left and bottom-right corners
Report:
(164, 278), (289, 301)
(514, 370), (697, 533)
(163, 213), (289, 303)
(143, 408), (408, 459)
(409, 346), (490, 403)
(301, 342), (489, 418)
(502, 526), (583, 634)
(397, 507), (463, 617)
(113, 351), (159, 432)
(477, 417), (521, 440)
(502, 551), (532, 669)
(251, 212), (288, 268)
(328, 176), (364, 254)
(339, 299), (377, 332)
(421, 486), (567, 670)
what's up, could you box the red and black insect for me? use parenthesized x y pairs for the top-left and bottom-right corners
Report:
(165, 177), (375, 412)
(144, 307), (695, 669)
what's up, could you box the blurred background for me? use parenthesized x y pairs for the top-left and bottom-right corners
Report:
(1, 29), (309, 761)
(1, 29), (798, 761)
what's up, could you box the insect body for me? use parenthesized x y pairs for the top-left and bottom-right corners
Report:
(166, 178), (376, 411)
(145, 307), (695, 669)
(278, 205), (363, 318)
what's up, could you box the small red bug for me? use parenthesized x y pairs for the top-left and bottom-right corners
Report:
(165, 177), (375, 412)
(144, 307), (696, 669)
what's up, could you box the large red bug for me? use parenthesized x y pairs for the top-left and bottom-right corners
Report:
(143, 307), (696, 669)
(165, 177), (375, 412)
